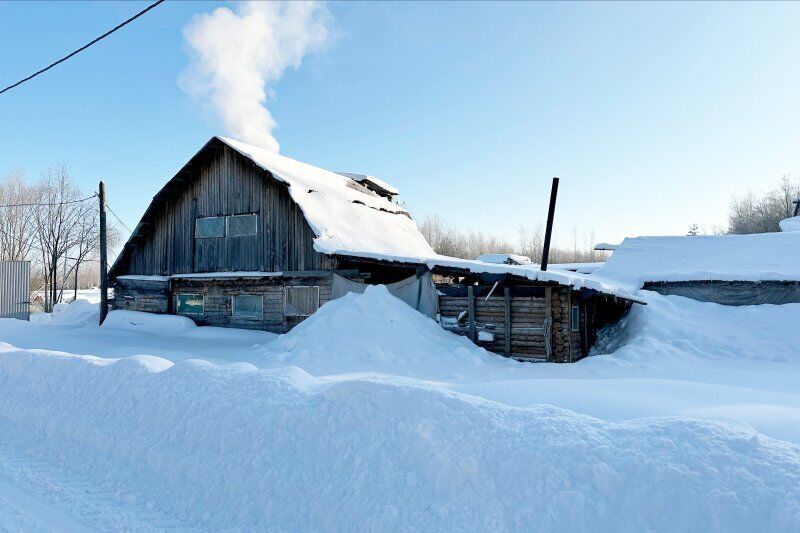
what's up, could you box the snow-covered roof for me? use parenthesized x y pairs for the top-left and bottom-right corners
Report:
(217, 137), (434, 260)
(476, 253), (532, 265)
(780, 216), (800, 232)
(550, 262), (605, 274)
(594, 242), (618, 251)
(424, 256), (645, 303)
(593, 232), (800, 289)
(336, 172), (399, 197)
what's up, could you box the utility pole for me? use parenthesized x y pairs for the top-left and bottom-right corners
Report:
(540, 177), (560, 271)
(99, 180), (108, 325)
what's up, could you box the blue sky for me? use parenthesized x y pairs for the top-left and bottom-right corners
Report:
(2, 1), (800, 247)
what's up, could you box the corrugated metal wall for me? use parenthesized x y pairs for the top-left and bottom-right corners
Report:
(0, 261), (30, 320)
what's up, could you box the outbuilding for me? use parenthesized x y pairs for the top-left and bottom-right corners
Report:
(593, 232), (800, 305)
(109, 136), (641, 362)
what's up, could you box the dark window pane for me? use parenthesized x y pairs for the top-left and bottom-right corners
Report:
(177, 293), (204, 315)
(571, 305), (580, 332)
(284, 286), (320, 316)
(227, 214), (258, 237)
(196, 217), (225, 238)
(233, 295), (263, 318)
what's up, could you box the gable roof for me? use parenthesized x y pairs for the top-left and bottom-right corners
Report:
(217, 137), (434, 260)
(110, 137), (435, 276)
(592, 232), (800, 289)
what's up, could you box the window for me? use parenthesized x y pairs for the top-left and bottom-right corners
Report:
(177, 293), (205, 315)
(571, 305), (580, 332)
(284, 286), (320, 316)
(232, 294), (263, 319)
(226, 214), (258, 237)
(196, 216), (225, 238)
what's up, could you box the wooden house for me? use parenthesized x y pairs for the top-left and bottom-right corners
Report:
(109, 136), (641, 362)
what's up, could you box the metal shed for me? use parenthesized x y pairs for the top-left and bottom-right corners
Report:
(0, 260), (30, 321)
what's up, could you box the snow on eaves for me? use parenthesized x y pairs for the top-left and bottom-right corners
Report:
(425, 255), (646, 303)
(218, 137), (434, 260)
(593, 232), (800, 289)
(476, 253), (532, 265)
(312, 248), (645, 303)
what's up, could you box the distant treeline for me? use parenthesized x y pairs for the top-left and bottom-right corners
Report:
(420, 175), (800, 262)
(728, 175), (800, 234)
(418, 214), (606, 265)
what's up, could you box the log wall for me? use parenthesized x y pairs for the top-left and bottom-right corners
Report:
(113, 274), (336, 333)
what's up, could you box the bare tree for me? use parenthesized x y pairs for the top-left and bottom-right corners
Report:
(0, 170), (37, 261)
(729, 175), (800, 234)
(419, 213), (602, 264)
(68, 207), (101, 301)
(33, 164), (94, 311)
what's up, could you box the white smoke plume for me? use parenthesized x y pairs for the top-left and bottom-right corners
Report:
(180, 1), (333, 152)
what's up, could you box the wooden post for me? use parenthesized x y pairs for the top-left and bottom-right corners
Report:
(99, 181), (108, 325)
(540, 177), (559, 271)
(544, 287), (552, 362)
(503, 287), (511, 356)
(467, 285), (476, 342)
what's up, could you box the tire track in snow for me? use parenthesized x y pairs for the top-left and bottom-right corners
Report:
(0, 443), (196, 532)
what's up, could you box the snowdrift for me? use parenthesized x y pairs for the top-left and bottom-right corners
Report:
(594, 292), (800, 363)
(0, 346), (798, 531)
(102, 310), (197, 335)
(29, 299), (99, 326)
(267, 285), (512, 379)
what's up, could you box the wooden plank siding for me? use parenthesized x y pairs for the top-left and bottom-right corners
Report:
(118, 144), (337, 277)
(438, 285), (592, 362)
(170, 276), (334, 333)
(439, 291), (553, 360)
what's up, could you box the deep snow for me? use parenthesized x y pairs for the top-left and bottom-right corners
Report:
(1, 288), (800, 531)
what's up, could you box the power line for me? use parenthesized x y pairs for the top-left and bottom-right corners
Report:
(0, 225), (99, 263)
(0, 193), (97, 209)
(0, 0), (166, 96)
(105, 202), (133, 234)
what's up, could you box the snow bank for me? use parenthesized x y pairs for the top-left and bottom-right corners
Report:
(102, 310), (197, 335)
(29, 299), (99, 326)
(267, 285), (507, 379)
(0, 346), (798, 531)
(594, 292), (800, 363)
(780, 216), (800, 232)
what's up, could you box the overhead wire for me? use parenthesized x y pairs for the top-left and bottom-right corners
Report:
(104, 202), (134, 234)
(0, 0), (166, 95)
(0, 193), (96, 209)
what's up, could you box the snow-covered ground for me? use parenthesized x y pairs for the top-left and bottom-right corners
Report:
(1, 287), (799, 531)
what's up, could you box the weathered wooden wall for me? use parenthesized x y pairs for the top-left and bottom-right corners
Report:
(643, 280), (800, 305)
(114, 275), (335, 333)
(437, 284), (585, 362)
(172, 276), (333, 333)
(111, 278), (170, 314)
(115, 142), (337, 277)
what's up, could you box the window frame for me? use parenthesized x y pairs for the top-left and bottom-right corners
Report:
(195, 216), (226, 239)
(231, 294), (264, 319)
(225, 213), (258, 237)
(571, 305), (580, 332)
(177, 293), (205, 316)
(283, 285), (320, 317)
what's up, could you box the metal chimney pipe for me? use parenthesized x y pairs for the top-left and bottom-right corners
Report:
(540, 177), (559, 271)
